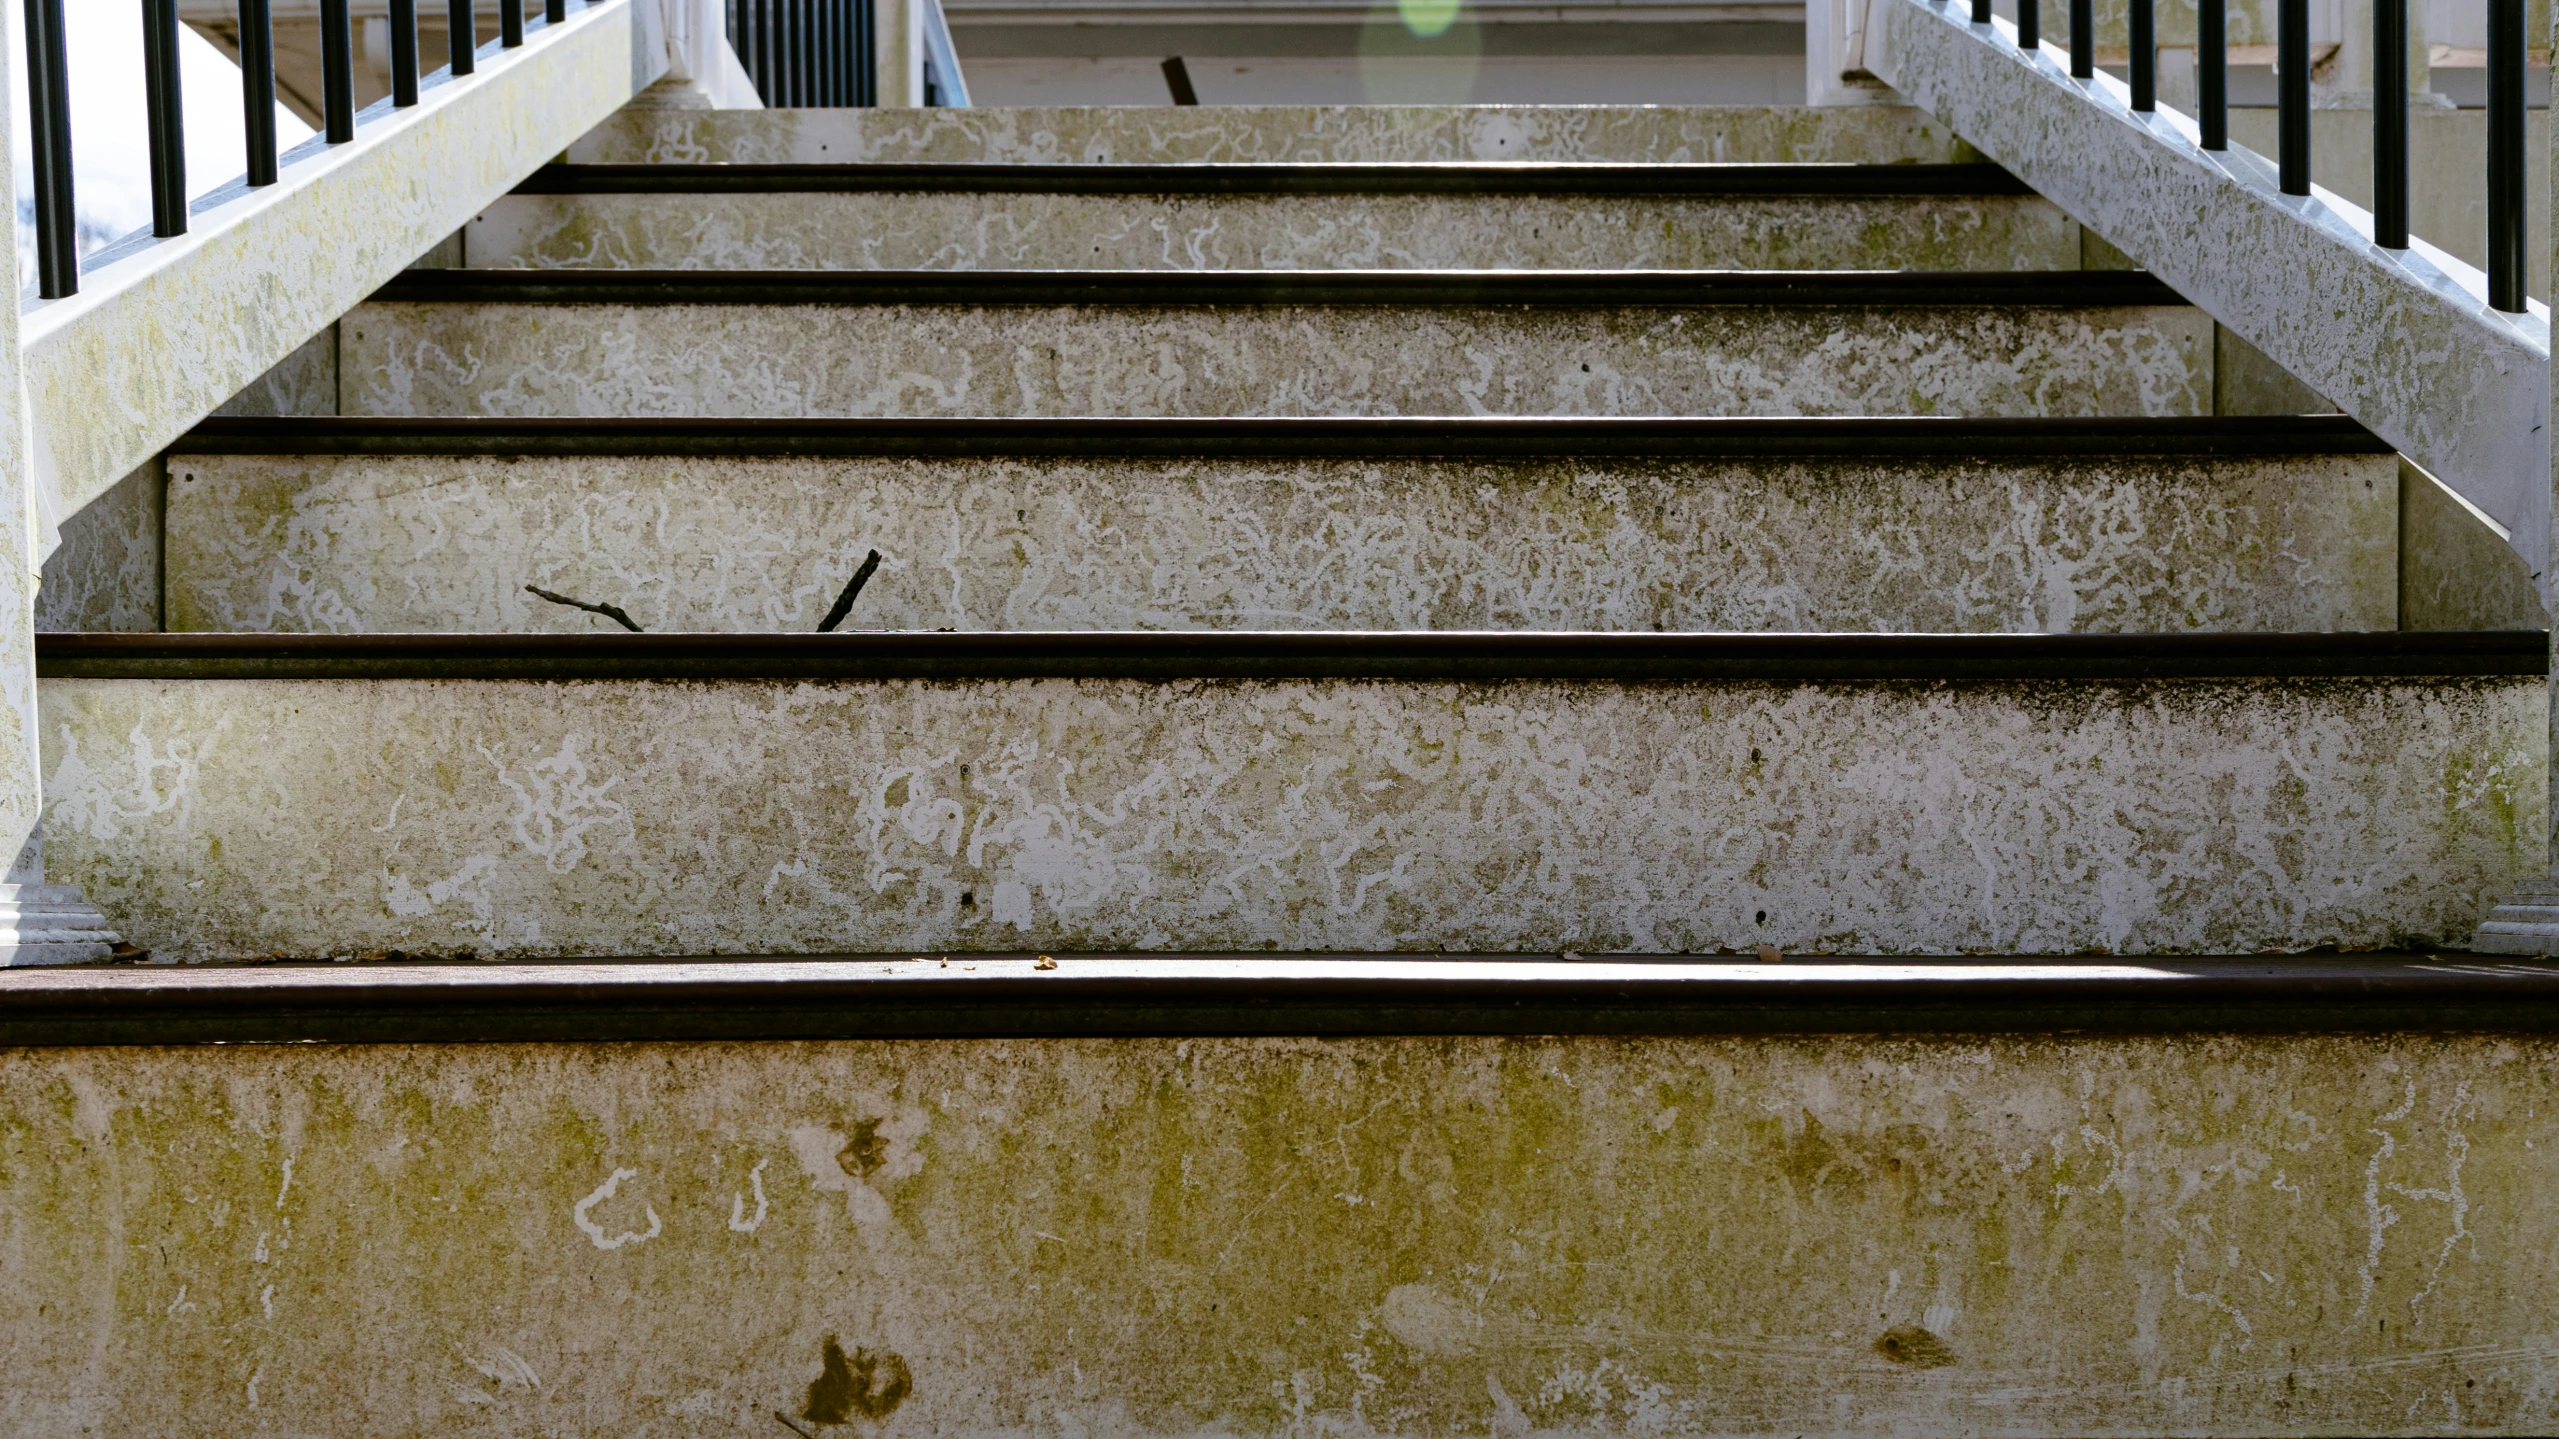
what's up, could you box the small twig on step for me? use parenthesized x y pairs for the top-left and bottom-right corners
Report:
(817, 550), (883, 634)
(525, 584), (643, 633)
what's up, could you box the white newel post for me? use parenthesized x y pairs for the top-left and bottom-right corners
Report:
(1807, 0), (1900, 103)
(878, 0), (927, 107)
(0, 1), (121, 966)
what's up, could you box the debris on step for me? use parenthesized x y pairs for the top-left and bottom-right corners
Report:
(817, 549), (884, 634)
(526, 584), (642, 632)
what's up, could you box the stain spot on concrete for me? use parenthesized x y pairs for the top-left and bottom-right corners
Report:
(802, 1335), (913, 1424)
(1873, 1324), (1956, 1368)
(836, 1120), (890, 1180)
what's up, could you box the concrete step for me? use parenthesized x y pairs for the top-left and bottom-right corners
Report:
(4, 958), (2549, 1436)
(164, 416), (2397, 635)
(345, 270), (2211, 419)
(567, 103), (1989, 167)
(468, 163), (2077, 273)
(36, 631), (2540, 962)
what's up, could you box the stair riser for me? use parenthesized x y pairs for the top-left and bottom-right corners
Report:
(467, 192), (2077, 273)
(41, 675), (2537, 960)
(4, 1034), (2549, 1436)
(164, 451), (2398, 634)
(341, 302), (2213, 419)
(569, 104), (1984, 165)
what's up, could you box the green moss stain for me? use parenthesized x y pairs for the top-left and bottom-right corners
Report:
(0, 1036), (2553, 1434)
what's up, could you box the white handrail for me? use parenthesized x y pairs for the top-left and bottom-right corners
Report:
(17, 0), (677, 555)
(1866, 0), (2553, 603)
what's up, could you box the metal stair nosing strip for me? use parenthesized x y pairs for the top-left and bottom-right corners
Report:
(369, 268), (2190, 309)
(34, 631), (2546, 682)
(174, 414), (2390, 459)
(507, 161), (2044, 199)
(2, 955), (2555, 1045)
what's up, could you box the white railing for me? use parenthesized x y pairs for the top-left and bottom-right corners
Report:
(0, 0), (739, 959)
(1817, 0), (2558, 948)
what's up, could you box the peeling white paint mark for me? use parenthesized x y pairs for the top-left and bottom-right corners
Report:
(260, 1284), (275, 1318)
(2173, 1260), (2253, 1346)
(2358, 1079), (2420, 1316)
(275, 1155), (293, 1210)
(369, 794), (406, 833)
(252, 1231), (269, 1263)
(484, 735), (630, 874)
(247, 1366), (261, 1409)
(165, 1285), (195, 1318)
(449, 1386), (496, 1407)
(571, 1168), (661, 1250)
(2396, 1082), (2477, 1328)
(469, 1347), (540, 1390)
(728, 1158), (769, 1233)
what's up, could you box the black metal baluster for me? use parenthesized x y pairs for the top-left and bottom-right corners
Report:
(785, 0), (803, 103)
(2375, 0), (2407, 244)
(547, 0), (565, 21)
(26, 0), (75, 297)
(501, 0), (524, 45)
(2278, 0), (2308, 193)
(321, 0), (356, 141)
(2070, 0), (2093, 75)
(241, 0), (279, 185)
(452, 0), (478, 73)
(2488, 0), (2526, 307)
(2018, 0), (2038, 52)
(144, 0), (187, 238)
(450, 0), (475, 74)
(2130, 0), (2154, 107)
(391, 0), (421, 103)
(858, 0), (876, 106)
(2197, 0), (2225, 146)
(818, 0), (836, 102)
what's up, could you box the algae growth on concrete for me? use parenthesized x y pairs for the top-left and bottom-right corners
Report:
(0, 1034), (2550, 1436)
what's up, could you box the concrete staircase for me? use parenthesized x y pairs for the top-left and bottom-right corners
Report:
(11, 105), (2559, 1436)
(33, 103), (2545, 963)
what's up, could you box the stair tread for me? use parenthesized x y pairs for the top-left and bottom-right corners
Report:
(38, 631), (2543, 680)
(373, 267), (2186, 307)
(177, 414), (2384, 457)
(512, 161), (2041, 197)
(2, 954), (2552, 1043)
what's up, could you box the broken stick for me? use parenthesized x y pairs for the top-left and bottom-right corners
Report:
(817, 549), (883, 634)
(525, 584), (643, 633)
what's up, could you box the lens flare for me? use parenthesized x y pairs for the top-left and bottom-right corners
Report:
(1398, 0), (1462, 37)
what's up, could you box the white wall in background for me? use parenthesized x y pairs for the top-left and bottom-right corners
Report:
(12, 5), (317, 277)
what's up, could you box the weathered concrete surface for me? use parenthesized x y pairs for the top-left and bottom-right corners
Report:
(35, 674), (2542, 960)
(338, 301), (2215, 419)
(0, 1033), (2554, 1436)
(465, 190), (2080, 273)
(211, 326), (339, 420)
(36, 463), (161, 635)
(20, 0), (668, 540)
(2401, 461), (2551, 633)
(161, 451), (2398, 635)
(566, 103), (1989, 166)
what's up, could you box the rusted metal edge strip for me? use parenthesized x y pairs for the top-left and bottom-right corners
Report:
(173, 414), (2393, 459)
(33, 632), (2546, 682)
(509, 161), (2041, 197)
(1, 956), (2553, 1045)
(369, 267), (2189, 308)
